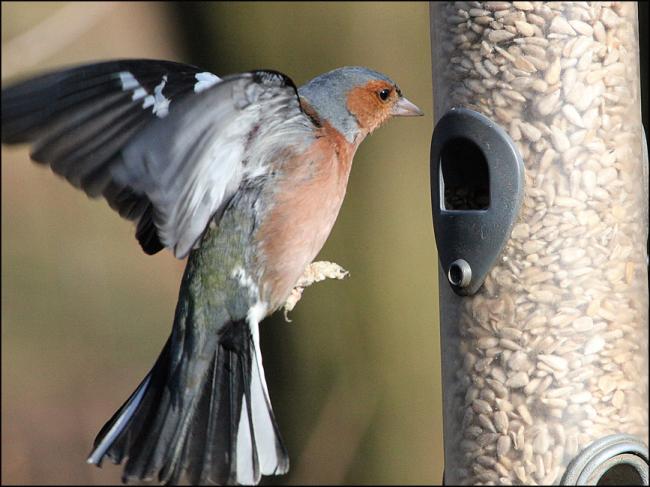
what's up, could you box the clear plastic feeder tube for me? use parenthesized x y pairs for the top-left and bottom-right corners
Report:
(429, 2), (648, 485)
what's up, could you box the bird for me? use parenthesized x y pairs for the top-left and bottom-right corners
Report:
(1, 59), (423, 485)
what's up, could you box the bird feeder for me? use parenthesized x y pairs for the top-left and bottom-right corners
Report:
(429, 2), (648, 485)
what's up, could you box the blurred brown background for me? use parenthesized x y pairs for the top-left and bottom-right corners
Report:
(1, 2), (441, 484)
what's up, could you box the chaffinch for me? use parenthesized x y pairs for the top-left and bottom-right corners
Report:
(1, 59), (423, 485)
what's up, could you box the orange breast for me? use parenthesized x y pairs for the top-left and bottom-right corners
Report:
(255, 121), (356, 311)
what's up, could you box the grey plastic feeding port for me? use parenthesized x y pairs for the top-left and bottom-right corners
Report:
(430, 107), (525, 296)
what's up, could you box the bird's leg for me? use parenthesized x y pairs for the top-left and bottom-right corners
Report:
(283, 261), (349, 321)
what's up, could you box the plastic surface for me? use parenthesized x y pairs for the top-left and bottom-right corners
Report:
(430, 2), (649, 485)
(431, 107), (525, 296)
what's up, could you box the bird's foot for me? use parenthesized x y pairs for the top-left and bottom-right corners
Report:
(283, 261), (349, 322)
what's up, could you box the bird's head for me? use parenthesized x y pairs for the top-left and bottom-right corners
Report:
(298, 66), (423, 144)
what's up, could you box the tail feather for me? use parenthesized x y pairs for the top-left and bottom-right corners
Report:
(250, 346), (289, 475)
(88, 337), (173, 468)
(87, 373), (152, 466)
(87, 319), (288, 485)
(185, 346), (234, 484)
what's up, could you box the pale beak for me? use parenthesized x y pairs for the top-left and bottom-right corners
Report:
(392, 96), (424, 117)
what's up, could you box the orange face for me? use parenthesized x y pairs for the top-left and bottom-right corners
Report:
(346, 80), (401, 136)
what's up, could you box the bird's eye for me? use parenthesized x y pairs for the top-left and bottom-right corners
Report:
(378, 88), (391, 101)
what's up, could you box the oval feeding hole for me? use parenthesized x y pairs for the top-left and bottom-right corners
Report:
(440, 137), (490, 210)
(447, 259), (471, 288)
(597, 460), (645, 485)
(448, 262), (464, 286)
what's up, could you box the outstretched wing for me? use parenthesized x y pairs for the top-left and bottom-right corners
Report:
(1, 60), (307, 257)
